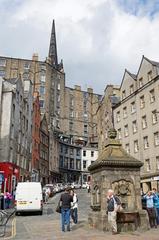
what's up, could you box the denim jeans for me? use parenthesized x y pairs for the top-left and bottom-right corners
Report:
(71, 208), (78, 224)
(61, 208), (70, 231)
(155, 208), (159, 225)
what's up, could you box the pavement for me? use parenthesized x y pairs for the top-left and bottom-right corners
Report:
(1, 190), (159, 240)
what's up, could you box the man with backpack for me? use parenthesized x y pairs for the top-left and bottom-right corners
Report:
(107, 189), (121, 235)
(60, 187), (73, 232)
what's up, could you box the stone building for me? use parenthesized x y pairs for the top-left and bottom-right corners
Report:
(59, 136), (82, 183)
(31, 92), (41, 181)
(81, 146), (98, 184)
(113, 56), (159, 192)
(0, 76), (33, 191)
(97, 85), (120, 153)
(39, 115), (49, 185)
(0, 20), (102, 182)
(49, 131), (60, 183)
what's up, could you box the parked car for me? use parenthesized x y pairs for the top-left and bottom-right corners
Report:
(82, 182), (88, 189)
(71, 182), (81, 189)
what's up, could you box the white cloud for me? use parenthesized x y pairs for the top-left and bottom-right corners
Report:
(0, 0), (159, 93)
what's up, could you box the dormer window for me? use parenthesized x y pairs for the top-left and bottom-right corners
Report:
(148, 70), (153, 82)
(122, 90), (126, 100)
(130, 84), (134, 94)
(139, 78), (143, 88)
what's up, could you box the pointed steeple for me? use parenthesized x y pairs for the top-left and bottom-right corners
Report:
(48, 20), (58, 67)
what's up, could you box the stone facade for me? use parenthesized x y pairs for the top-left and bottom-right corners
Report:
(0, 76), (33, 183)
(113, 56), (159, 192)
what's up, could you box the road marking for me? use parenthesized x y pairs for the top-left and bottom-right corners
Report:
(4, 217), (16, 240)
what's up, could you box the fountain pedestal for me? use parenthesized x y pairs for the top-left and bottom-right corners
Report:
(88, 129), (149, 232)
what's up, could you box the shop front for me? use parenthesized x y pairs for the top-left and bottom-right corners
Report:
(0, 162), (20, 194)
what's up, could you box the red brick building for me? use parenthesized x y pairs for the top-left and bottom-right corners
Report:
(31, 93), (41, 181)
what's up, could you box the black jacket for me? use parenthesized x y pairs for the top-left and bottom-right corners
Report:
(107, 195), (121, 212)
(60, 192), (73, 209)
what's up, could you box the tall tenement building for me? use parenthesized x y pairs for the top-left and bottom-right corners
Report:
(113, 56), (159, 192)
(0, 20), (101, 183)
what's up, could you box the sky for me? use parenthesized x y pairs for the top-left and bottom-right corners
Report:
(1, 0), (159, 94)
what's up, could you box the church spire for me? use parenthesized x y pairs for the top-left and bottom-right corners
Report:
(48, 19), (58, 67)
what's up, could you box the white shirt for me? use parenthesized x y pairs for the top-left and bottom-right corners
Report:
(71, 193), (78, 209)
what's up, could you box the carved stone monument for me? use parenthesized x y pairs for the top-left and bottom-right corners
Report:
(88, 129), (149, 232)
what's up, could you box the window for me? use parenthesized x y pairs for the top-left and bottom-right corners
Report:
(69, 122), (73, 131)
(116, 111), (120, 122)
(132, 120), (137, 133)
(83, 160), (87, 169)
(131, 102), (136, 113)
(76, 149), (80, 156)
(125, 144), (130, 154)
(147, 70), (152, 81)
(76, 160), (81, 170)
(91, 151), (94, 157)
(140, 96), (145, 109)
(0, 59), (6, 67)
(70, 96), (74, 107)
(40, 74), (46, 83)
(83, 150), (86, 157)
(70, 148), (73, 155)
(145, 159), (151, 171)
(156, 156), (159, 170)
(142, 115), (147, 129)
(0, 70), (5, 77)
(150, 89), (155, 103)
(154, 132), (159, 146)
(40, 86), (45, 95)
(23, 72), (29, 80)
(130, 84), (134, 94)
(139, 78), (143, 88)
(84, 124), (88, 134)
(70, 110), (74, 118)
(124, 125), (129, 137)
(57, 94), (60, 102)
(23, 62), (30, 69)
(57, 83), (60, 90)
(122, 90), (126, 99)
(143, 136), (149, 149)
(152, 110), (158, 124)
(60, 145), (63, 153)
(64, 157), (68, 168)
(123, 107), (127, 118)
(39, 100), (44, 108)
(70, 159), (74, 169)
(134, 140), (139, 153)
(65, 147), (68, 154)
(118, 128), (121, 140)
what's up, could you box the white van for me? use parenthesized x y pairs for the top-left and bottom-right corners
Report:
(15, 182), (43, 215)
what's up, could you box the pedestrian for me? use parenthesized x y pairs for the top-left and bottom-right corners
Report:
(60, 187), (73, 232)
(70, 189), (78, 224)
(152, 188), (159, 225)
(4, 189), (12, 209)
(107, 189), (121, 235)
(143, 191), (157, 228)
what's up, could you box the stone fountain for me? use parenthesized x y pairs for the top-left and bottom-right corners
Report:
(88, 129), (149, 232)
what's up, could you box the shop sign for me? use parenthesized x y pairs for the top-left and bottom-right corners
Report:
(153, 176), (159, 181)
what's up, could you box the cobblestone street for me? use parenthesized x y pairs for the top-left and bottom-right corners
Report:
(1, 189), (158, 240)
